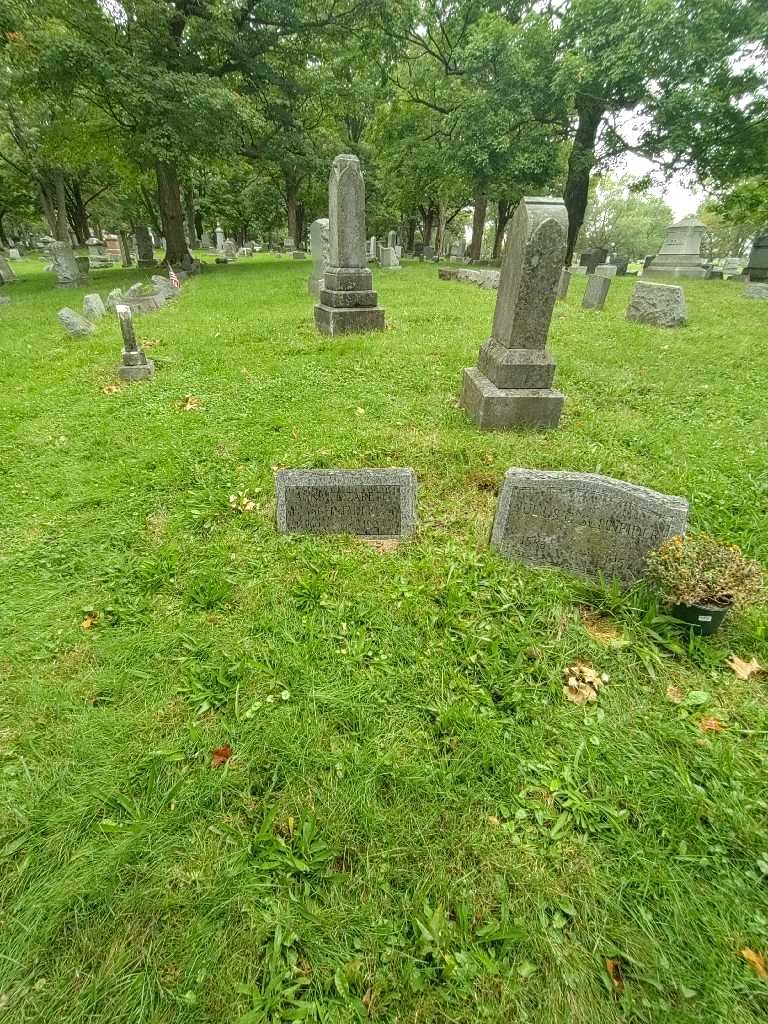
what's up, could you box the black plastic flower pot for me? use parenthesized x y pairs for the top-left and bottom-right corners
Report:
(670, 602), (729, 635)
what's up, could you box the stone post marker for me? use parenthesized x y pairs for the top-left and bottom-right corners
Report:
(308, 217), (329, 297)
(0, 254), (17, 285)
(116, 304), (154, 381)
(557, 268), (570, 299)
(134, 226), (156, 269)
(314, 154), (385, 335)
(582, 275), (611, 310)
(460, 196), (567, 430)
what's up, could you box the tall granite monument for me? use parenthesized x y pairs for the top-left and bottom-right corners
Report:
(314, 154), (384, 336)
(460, 196), (567, 430)
(746, 234), (768, 282)
(646, 215), (707, 278)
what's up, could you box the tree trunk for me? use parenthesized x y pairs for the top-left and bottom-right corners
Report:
(492, 199), (512, 261)
(422, 207), (435, 246)
(53, 168), (70, 242)
(37, 182), (58, 236)
(469, 194), (487, 260)
(295, 202), (305, 249)
(66, 179), (90, 244)
(0, 210), (8, 247)
(406, 218), (416, 251)
(183, 186), (198, 248)
(119, 229), (134, 268)
(140, 184), (162, 236)
(564, 99), (604, 263)
(194, 210), (204, 241)
(155, 160), (192, 267)
(285, 178), (300, 245)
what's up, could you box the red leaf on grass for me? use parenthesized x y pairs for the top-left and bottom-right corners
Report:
(605, 958), (624, 993)
(211, 744), (233, 767)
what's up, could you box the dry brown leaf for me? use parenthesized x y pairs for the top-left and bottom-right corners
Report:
(362, 538), (400, 553)
(605, 958), (624, 993)
(698, 716), (725, 733)
(563, 662), (608, 705)
(581, 611), (624, 645)
(487, 815), (501, 827)
(355, 407), (366, 416)
(666, 685), (685, 704)
(142, 338), (160, 349)
(181, 395), (202, 412)
(80, 613), (98, 630)
(211, 744), (233, 767)
(740, 947), (768, 979)
(101, 384), (120, 396)
(727, 655), (764, 681)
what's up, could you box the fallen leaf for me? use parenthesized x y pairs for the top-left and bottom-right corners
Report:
(142, 338), (160, 349)
(101, 384), (120, 395)
(80, 613), (98, 630)
(487, 815), (501, 827)
(698, 716), (725, 733)
(355, 407), (366, 416)
(181, 395), (202, 412)
(740, 947), (768, 979)
(211, 744), (232, 767)
(605, 958), (624, 993)
(666, 685), (685, 704)
(228, 491), (257, 513)
(581, 611), (624, 645)
(563, 662), (608, 705)
(361, 538), (400, 553)
(727, 655), (764, 681)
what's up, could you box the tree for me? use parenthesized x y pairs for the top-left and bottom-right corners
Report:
(577, 176), (672, 259)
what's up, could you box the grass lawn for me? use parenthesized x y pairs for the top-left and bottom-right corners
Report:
(1, 254), (767, 1023)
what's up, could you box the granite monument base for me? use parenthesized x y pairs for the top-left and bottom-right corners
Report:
(314, 304), (385, 335)
(476, 340), (556, 389)
(118, 359), (155, 381)
(460, 366), (564, 430)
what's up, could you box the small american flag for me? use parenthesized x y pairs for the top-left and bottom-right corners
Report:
(168, 266), (181, 289)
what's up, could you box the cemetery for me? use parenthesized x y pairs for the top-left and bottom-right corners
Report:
(0, 3), (767, 1023)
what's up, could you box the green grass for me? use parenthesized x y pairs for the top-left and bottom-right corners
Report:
(1, 254), (767, 1023)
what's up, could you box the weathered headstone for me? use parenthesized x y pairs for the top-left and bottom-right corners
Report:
(0, 255), (17, 284)
(103, 235), (122, 261)
(314, 154), (385, 335)
(461, 196), (567, 430)
(292, 250), (306, 260)
(557, 268), (570, 299)
(387, 230), (397, 249)
(379, 246), (400, 269)
(58, 307), (95, 336)
(491, 469), (688, 581)
(151, 274), (180, 301)
(422, 245), (435, 261)
(135, 225), (156, 269)
(722, 256), (744, 279)
(626, 281), (687, 327)
(215, 225), (225, 252)
(646, 216), (706, 278)
(105, 287), (124, 311)
(8, 248), (21, 260)
(744, 282), (768, 300)
(284, 236), (295, 253)
(439, 267), (459, 281)
(746, 234), (768, 281)
(569, 265), (587, 276)
(116, 304), (154, 381)
(456, 268), (500, 289)
(308, 217), (329, 297)
(582, 275), (611, 310)
(368, 235), (377, 260)
(595, 264), (617, 278)
(119, 231), (134, 268)
(579, 247), (608, 274)
(201, 230), (213, 249)
(50, 241), (84, 287)
(608, 253), (630, 275)
(223, 239), (238, 262)
(275, 468), (416, 539)
(83, 293), (106, 320)
(86, 237), (111, 269)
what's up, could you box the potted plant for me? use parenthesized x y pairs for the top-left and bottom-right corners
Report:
(646, 533), (764, 634)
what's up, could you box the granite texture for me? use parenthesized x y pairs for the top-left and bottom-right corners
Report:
(83, 293), (106, 320)
(461, 367), (564, 430)
(557, 268), (570, 299)
(582, 275), (611, 310)
(50, 242), (83, 287)
(490, 469), (688, 582)
(58, 307), (95, 336)
(314, 305), (385, 335)
(308, 217), (329, 297)
(646, 216), (707, 278)
(275, 468), (417, 539)
(626, 281), (687, 327)
(744, 282), (768, 300)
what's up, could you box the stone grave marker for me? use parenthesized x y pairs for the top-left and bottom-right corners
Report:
(744, 282), (768, 300)
(721, 257), (743, 279)
(83, 293), (106, 320)
(745, 234), (768, 281)
(579, 248), (607, 274)
(314, 154), (385, 335)
(557, 268), (570, 299)
(569, 265), (587, 276)
(116, 304), (154, 381)
(379, 246), (400, 269)
(8, 248), (21, 260)
(50, 242), (83, 287)
(626, 281), (687, 327)
(275, 468), (416, 539)
(491, 469), (688, 581)
(595, 264), (617, 278)
(582, 275), (611, 310)
(646, 216), (707, 278)
(58, 307), (95, 336)
(135, 225), (156, 269)
(461, 196), (567, 430)
(0, 255), (17, 284)
(308, 217), (329, 297)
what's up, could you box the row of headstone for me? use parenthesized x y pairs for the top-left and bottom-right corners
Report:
(559, 268), (688, 326)
(57, 273), (182, 336)
(275, 466), (688, 583)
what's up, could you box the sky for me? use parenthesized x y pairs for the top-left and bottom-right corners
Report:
(618, 153), (704, 219)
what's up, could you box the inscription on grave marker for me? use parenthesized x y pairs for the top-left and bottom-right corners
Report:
(491, 469), (688, 581)
(276, 469), (417, 538)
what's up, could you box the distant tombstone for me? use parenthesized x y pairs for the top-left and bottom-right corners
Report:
(135, 225), (156, 269)
(103, 235), (122, 261)
(647, 216), (707, 278)
(746, 234), (768, 282)
(151, 274), (180, 301)
(75, 256), (90, 277)
(8, 248), (21, 260)
(387, 230), (397, 249)
(722, 256), (744, 279)
(0, 255), (17, 284)
(579, 248), (608, 274)
(557, 268), (571, 299)
(450, 239), (466, 258)
(582, 275), (611, 310)
(439, 267), (459, 280)
(86, 237), (111, 268)
(626, 281), (687, 328)
(744, 282), (768, 300)
(314, 154), (385, 335)
(275, 468), (417, 539)
(490, 469), (688, 582)
(284, 236), (295, 252)
(379, 246), (400, 269)
(58, 307), (95, 336)
(595, 264), (617, 278)
(105, 287), (124, 311)
(461, 196), (567, 431)
(201, 230), (213, 249)
(705, 267), (723, 280)
(119, 231), (134, 268)
(308, 217), (329, 297)
(608, 253), (630, 275)
(50, 241), (83, 287)
(422, 245), (435, 261)
(368, 235), (377, 260)
(569, 265), (587, 276)
(0, 295), (10, 305)
(394, 244), (403, 258)
(292, 250), (306, 260)
(83, 293), (106, 320)
(215, 225), (225, 252)
(643, 255), (654, 272)
(223, 239), (238, 261)
(116, 304), (154, 381)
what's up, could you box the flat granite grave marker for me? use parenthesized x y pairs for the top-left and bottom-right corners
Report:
(582, 275), (611, 310)
(275, 469), (416, 539)
(490, 469), (688, 581)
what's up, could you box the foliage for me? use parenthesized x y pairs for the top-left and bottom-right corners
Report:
(578, 176), (673, 258)
(647, 534), (765, 610)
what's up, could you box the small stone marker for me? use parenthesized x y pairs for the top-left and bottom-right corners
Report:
(308, 217), (329, 297)
(379, 246), (400, 269)
(8, 248), (21, 260)
(582, 275), (611, 310)
(106, 287), (124, 311)
(595, 264), (617, 278)
(746, 233), (768, 281)
(135, 225), (156, 269)
(557, 268), (570, 299)
(50, 242), (84, 287)
(461, 196), (567, 430)
(151, 274), (180, 301)
(744, 282), (768, 300)
(314, 154), (385, 335)
(570, 265), (587, 276)
(0, 255), (16, 284)
(275, 468), (416, 539)
(83, 293), (106, 320)
(491, 469), (688, 581)
(626, 281), (687, 328)
(58, 307), (95, 336)
(439, 267), (459, 281)
(0, 295), (11, 305)
(116, 304), (154, 381)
